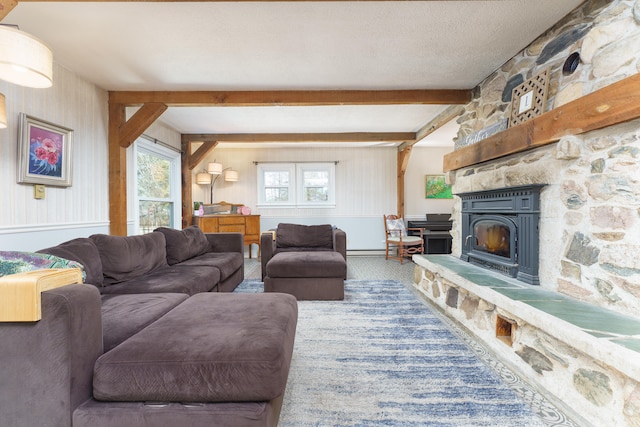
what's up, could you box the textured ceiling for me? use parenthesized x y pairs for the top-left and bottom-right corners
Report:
(7, 1), (584, 147)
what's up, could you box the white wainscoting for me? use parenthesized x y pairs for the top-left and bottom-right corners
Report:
(0, 222), (110, 252)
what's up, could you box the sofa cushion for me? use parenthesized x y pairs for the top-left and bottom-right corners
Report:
(174, 252), (243, 281)
(276, 223), (333, 249)
(267, 251), (346, 278)
(101, 293), (188, 352)
(97, 265), (219, 296)
(153, 226), (210, 265)
(93, 292), (298, 403)
(37, 238), (103, 286)
(91, 233), (168, 286)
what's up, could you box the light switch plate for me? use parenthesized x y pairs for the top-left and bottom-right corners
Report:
(34, 184), (45, 199)
(518, 91), (534, 114)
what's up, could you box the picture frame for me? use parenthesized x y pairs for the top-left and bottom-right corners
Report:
(18, 113), (74, 187)
(425, 175), (453, 199)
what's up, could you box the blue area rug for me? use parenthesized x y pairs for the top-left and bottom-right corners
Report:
(234, 279), (546, 427)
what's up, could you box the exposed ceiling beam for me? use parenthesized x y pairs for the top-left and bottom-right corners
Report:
(399, 105), (465, 151)
(0, 0), (17, 20)
(182, 132), (415, 143)
(16, 0), (476, 3)
(118, 102), (168, 148)
(109, 89), (472, 107)
(186, 141), (218, 170)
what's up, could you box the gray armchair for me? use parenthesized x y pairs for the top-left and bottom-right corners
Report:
(260, 223), (347, 300)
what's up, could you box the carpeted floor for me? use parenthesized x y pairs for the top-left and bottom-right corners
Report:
(234, 277), (575, 426)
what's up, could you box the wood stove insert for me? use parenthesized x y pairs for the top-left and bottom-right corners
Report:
(460, 185), (543, 285)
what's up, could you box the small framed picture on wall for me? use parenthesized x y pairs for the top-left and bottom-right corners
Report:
(425, 175), (453, 199)
(17, 113), (74, 187)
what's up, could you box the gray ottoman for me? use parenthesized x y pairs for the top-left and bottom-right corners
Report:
(264, 251), (346, 300)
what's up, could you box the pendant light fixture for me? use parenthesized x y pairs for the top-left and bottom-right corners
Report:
(0, 24), (53, 88)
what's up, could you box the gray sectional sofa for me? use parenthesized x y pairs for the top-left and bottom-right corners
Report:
(0, 226), (298, 427)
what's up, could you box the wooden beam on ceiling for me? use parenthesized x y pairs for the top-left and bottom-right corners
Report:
(109, 89), (472, 107)
(17, 0), (477, 2)
(186, 140), (219, 170)
(399, 105), (464, 151)
(0, 0), (17, 20)
(182, 132), (416, 144)
(117, 102), (168, 148)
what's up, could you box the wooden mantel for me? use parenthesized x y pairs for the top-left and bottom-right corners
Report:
(443, 72), (640, 172)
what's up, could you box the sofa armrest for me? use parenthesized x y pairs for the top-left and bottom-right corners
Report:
(0, 284), (102, 427)
(261, 232), (276, 280)
(205, 232), (244, 254)
(333, 228), (347, 261)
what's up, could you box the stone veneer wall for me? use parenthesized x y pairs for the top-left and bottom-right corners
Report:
(448, 0), (640, 318)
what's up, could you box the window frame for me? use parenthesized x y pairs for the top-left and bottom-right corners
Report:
(296, 162), (336, 207)
(257, 162), (336, 208)
(132, 137), (181, 234)
(257, 163), (296, 207)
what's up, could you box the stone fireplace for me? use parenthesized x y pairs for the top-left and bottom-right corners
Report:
(410, 1), (640, 425)
(412, 123), (640, 427)
(459, 185), (542, 285)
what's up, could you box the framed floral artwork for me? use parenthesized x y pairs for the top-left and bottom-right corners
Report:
(425, 174), (453, 199)
(18, 113), (74, 187)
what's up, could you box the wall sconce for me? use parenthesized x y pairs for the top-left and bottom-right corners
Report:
(0, 25), (53, 88)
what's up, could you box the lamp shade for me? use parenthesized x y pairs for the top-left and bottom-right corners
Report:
(0, 93), (6, 129)
(195, 172), (212, 185)
(0, 25), (53, 88)
(225, 170), (239, 182)
(207, 162), (223, 175)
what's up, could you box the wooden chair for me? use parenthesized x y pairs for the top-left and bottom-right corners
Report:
(384, 214), (424, 264)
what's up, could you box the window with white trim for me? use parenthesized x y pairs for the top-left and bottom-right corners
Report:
(257, 162), (335, 208)
(133, 137), (181, 234)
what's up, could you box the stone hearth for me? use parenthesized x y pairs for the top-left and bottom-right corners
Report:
(413, 254), (640, 427)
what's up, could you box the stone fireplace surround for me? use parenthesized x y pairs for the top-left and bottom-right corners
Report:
(411, 2), (640, 424)
(412, 118), (640, 427)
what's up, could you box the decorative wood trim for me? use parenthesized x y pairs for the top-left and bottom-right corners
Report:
(443, 73), (640, 172)
(109, 89), (472, 106)
(509, 68), (549, 127)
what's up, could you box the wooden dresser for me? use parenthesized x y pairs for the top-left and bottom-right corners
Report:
(194, 214), (260, 258)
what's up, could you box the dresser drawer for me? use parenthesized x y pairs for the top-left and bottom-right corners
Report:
(219, 225), (245, 233)
(218, 217), (244, 225)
